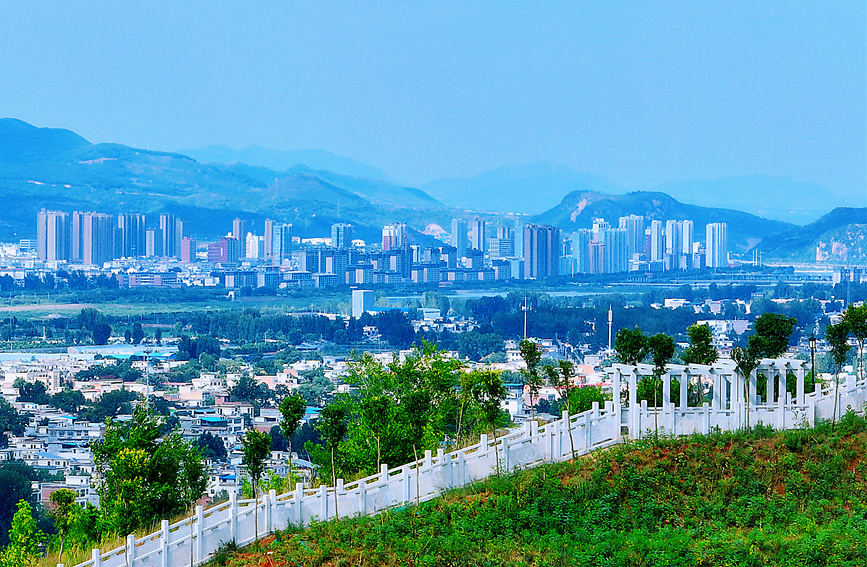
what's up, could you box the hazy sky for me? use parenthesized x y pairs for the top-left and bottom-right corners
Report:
(1, 2), (864, 199)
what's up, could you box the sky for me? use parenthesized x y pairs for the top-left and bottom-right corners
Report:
(0, 2), (864, 200)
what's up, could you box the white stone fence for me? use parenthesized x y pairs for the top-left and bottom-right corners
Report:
(66, 357), (867, 567)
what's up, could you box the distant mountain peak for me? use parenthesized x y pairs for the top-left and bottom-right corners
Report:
(176, 144), (392, 182)
(0, 118), (91, 163)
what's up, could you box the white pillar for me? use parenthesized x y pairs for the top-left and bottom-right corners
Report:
(126, 535), (135, 567)
(195, 505), (204, 565)
(662, 371), (671, 408)
(160, 519), (169, 567)
(796, 365), (805, 405)
(92, 549), (101, 567)
(293, 483), (303, 526)
(679, 371), (689, 409)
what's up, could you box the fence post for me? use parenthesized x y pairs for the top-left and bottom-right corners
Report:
(319, 485), (328, 520)
(294, 483), (304, 526)
(92, 549), (101, 567)
(401, 466), (410, 503)
(357, 478), (366, 515)
(126, 534), (135, 567)
(195, 505), (204, 565)
(160, 519), (169, 567)
(267, 490), (276, 534)
(229, 491), (237, 543)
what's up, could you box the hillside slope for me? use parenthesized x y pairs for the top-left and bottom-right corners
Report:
(755, 207), (867, 263)
(534, 190), (795, 252)
(0, 120), (447, 240)
(215, 418), (867, 566)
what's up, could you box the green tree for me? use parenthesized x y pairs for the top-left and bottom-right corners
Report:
(750, 312), (797, 359)
(826, 321), (851, 425)
(682, 324), (718, 365)
(0, 468), (34, 547)
(193, 432), (227, 461)
(842, 303), (867, 380)
(545, 360), (579, 460)
(0, 399), (28, 448)
(91, 409), (206, 535)
(131, 322), (144, 345)
(519, 339), (543, 419)
(241, 429), (272, 548)
(48, 489), (78, 564)
(316, 405), (347, 515)
(1, 501), (44, 567)
(468, 370), (508, 475)
(732, 345), (760, 428)
(614, 327), (648, 365)
(361, 396), (392, 470)
(13, 380), (50, 405)
(279, 394), (306, 490)
(50, 389), (86, 413)
(230, 375), (272, 409)
(647, 333), (676, 439)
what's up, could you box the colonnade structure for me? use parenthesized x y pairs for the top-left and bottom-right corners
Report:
(66, 356), (867, 567)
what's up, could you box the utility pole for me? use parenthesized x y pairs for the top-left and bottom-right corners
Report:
(607, 305), (613, 353)
(522, 296), (531, 339)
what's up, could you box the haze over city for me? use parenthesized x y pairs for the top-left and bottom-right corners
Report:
(1, 2), (864, 201)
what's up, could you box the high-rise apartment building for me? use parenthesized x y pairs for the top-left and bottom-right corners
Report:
(682, 220), (695, 269)
(648, 220), (664, 262)
(618, 215), (645, 260)
(381, 223), (407, 251)
(36, 209), (70, 262)
(599, 227), (628, 273)
(706, 223), (728, 268)
(488, 226), (514, 259)
(246, 233), (264, 259)
(264, 219), (274, 260)
(470, 217), (486, 253)
(159, 214), (184, 258)
(180, 237), (196, 263)
(232, 218), (247, 242)
(271, 223), (293, 265)
(74, 212), (114, 266)
(117, 213), (147, 258)
(450, 218), (468, 258)
(331, 223), (353, 250)
(571, 229), (592, 274)
(523, 224), (560, 279)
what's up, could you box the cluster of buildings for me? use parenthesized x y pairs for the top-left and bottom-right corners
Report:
(566, 216), (728, 275)
(28, 209), (729, 290)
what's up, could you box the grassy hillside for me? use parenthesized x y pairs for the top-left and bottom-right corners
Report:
(215, 415), (867, 567)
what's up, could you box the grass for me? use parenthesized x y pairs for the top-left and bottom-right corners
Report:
(210, 414), (867, 567)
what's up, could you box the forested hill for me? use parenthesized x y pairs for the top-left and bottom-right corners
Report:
(0, 119), (447, 241)
(212, 418), (867, 566)
(754, 207), (867, 263)
(533, 189), (795, 253)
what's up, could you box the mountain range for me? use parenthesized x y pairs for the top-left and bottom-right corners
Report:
(0, 119), (447, 242)
(755, 208), (867, 263)
(532, 190), (794, 253)
(176, 145), (392, 182)
(1, 118), (864, 262)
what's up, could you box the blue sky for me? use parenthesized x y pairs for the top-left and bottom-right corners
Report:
(0, 2), (864, 199)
